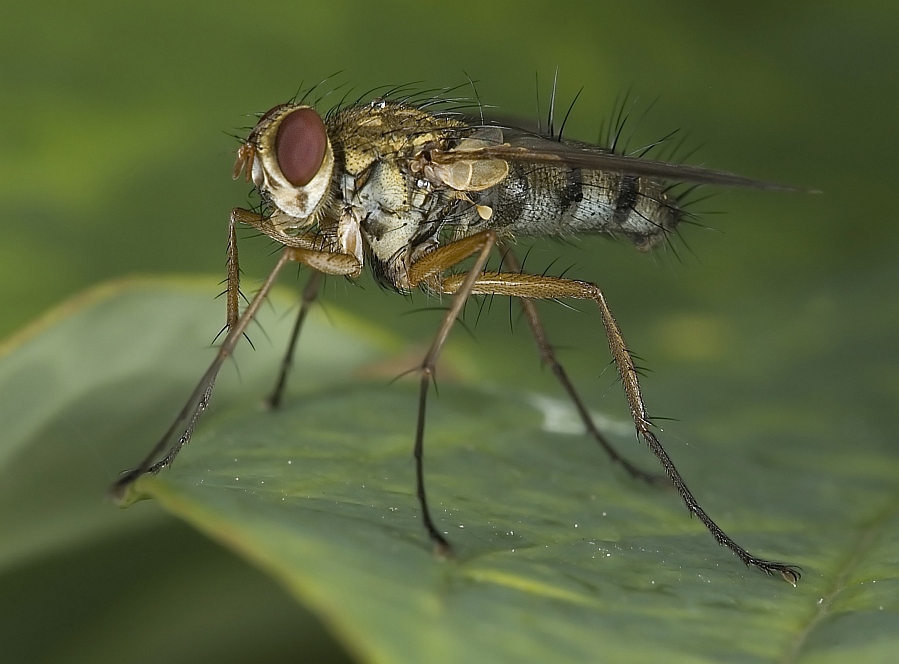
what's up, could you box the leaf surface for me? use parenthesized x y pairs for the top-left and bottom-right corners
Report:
(3, 279), (895, 663)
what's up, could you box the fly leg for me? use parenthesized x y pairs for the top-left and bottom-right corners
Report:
(229, 208), (342, 409)
(498, 242), (667, 485)
(267, 271), (324, 409)
(111, 212), (361, 499)
(111, 249), (293, 498)
(437, 270), (800, 584)
(225, 210), (240, 329)
(406, 230), (498, 556)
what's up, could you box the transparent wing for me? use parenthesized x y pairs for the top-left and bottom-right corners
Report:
(430, 130), (804, 191)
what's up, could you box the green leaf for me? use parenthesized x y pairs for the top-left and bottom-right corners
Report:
(0, 278), (360, 664)
(2, 279), (898, 663)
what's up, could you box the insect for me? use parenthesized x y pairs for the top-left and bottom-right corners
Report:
(112, 84), (801, 585)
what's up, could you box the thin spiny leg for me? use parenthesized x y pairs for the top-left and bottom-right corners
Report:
(498, 242), (667, 485)
(112, 211), (364, 500)
(592, 291), (800, 584)
(111, 249), (294, 498)
(410, 230), (497, 555)
(437, 270), (800, 584)
(267, 270), (324, 409)
(226, 211), (240, 329)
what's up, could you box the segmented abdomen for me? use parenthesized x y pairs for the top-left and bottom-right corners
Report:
(483, 163), (681, 250)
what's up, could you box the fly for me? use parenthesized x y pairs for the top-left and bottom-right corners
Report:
(112, 86), (802, 585)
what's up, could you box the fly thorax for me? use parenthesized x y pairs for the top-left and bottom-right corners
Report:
(356, 161), (428, 271)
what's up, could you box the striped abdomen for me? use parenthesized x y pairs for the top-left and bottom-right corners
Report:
(483, 162), (682, 250)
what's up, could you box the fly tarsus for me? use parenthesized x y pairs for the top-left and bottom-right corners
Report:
(109, 467), (146, 501)
(112, 248), (296, 503)
(109, 376), (215, 501)
(745, 557), (802, 586)
(434, 267), (800, 582)
(638, 426), (801, 585)
(415, 370), (456, 560)
(408, 231), (498, 557)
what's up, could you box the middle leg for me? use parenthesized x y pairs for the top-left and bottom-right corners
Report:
(407, 230), (499, 556)
(498, 242), (667, 485)
(267, 270), (324, 409)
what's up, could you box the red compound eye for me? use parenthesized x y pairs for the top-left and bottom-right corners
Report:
(275, 108), (327, 187)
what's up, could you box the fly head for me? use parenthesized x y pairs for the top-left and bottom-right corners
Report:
(233, 104), (335, 224)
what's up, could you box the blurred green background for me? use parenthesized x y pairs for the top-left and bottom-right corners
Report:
(4, 1), (896, 341)
(2, 1), (897, 662)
